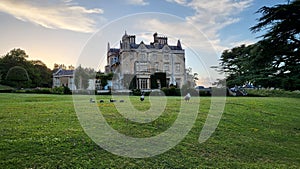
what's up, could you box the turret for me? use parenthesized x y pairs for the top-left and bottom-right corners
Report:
(107, 42), (110, 52)
(121, 31), (136, 50)
(177, 40), (182, 49)
(153, 32), (158, 43)
(152, 32), (167, 45)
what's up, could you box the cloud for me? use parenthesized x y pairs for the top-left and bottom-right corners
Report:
(0, 0), (104, 33)
(127, 0), (149, 6)
(129, 0), (253, 79)
(197, 76), (214, 87)
(229, 39), (256, 47)
(165, 0), (187, 5)
(186, 0), (252, 28)
(165, 0), (253, 52)
(133, 17), (224, 54)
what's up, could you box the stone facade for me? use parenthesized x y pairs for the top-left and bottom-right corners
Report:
(106, 32), (189, 90)
(52, 68), (76, 90)
(53, 68), (97, 90)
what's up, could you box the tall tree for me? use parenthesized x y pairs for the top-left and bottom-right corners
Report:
(96, 71), (113, 89)
(5, 66), (30, 88)
(216, 1), (300, 90)
(0, 48), (53, 88)
(0, 49), (31, 88)
(250, 0), (300, 90)
(74, 65), (96, 89)
(31, 60), (52, 87)
(217, 44), (255, 87)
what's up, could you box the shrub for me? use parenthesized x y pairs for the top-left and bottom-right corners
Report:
(161, 87), (181, 96)
(0, 89), (13, 93)
(63, 86), (72, 94)
(198, 90), (211, 96)
(12, 88), (52, 94)
(52, 86), (64, 94)
(72, 89), (95, 95)
(246, 89), (300, 98)
(31, 88), (52, 94)
(210, 87), (227, 96)
(132, 89), (141, 96)
(130, 89), (150, 96)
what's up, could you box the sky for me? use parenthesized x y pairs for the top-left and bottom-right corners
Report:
(0, 0), (288, 86)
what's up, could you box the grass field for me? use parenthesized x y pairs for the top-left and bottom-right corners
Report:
(0, 93), (299, 168)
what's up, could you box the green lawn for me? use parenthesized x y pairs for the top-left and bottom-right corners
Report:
(0, 94), (299, 168)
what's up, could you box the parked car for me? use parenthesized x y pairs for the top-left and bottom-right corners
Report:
(195, 86), (205, 90)
(195, 86), (211, 92)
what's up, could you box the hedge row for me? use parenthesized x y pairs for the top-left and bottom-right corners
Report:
(246, 89), (300, 98)
(11, 86), (72, 94)
(3, 87), (231, 97)
(130, 87), (213, 96)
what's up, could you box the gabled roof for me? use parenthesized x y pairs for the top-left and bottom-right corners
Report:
(108, 33), (184, 52)
(129, 43), (183, 50)
(109, 48), (120, 53)
(53, 68), (74, 77)
(169, 45), (183, 50)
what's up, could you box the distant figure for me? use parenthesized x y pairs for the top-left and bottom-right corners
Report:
(140, 94), (145, 101)
(90, 98), (95, 103)
(120, 100), (125, 103)
(184, 93), (191, 102)
(110, 99), (116, 102)
(99, 100), (104, 103)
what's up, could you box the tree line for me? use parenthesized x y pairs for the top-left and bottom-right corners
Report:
(215, 0), (299, 91)
(0, 48), (102, 90)
(0, 48), (52, 88)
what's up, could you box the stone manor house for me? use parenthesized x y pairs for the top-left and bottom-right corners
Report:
(105, 32), (194, 90)
(52, 32), (195, 91)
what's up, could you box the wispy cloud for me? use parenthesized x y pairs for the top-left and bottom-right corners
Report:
(0, 0), (104, 33)
(127, 0), (149, 6)
(186, 0), (252, 29)
(127, 0), (253, 80)
(229, 39), (256, 47)
(165, 0), (187, 5)
(134, 18), (216, 51)
(165, 0), (253, 52)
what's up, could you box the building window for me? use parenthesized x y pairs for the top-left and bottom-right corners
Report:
(112, 57), (118, 64)
(141, 79), (148, 89)
(154, 62), (159, 72)
(125, 63), (129, 74)
(164, 54), (169, 60)
(137, 78), (149, 89)
(140, 54), (147, 61)
(175, 63), (180, 73)
(141, 62), (148, 72)
(130, 54), (134, 60)
(176, 78), (181, 87)
(164, 63), (169, 72)
(152, 54), (157, 61)
(136, 62), (149, 72)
